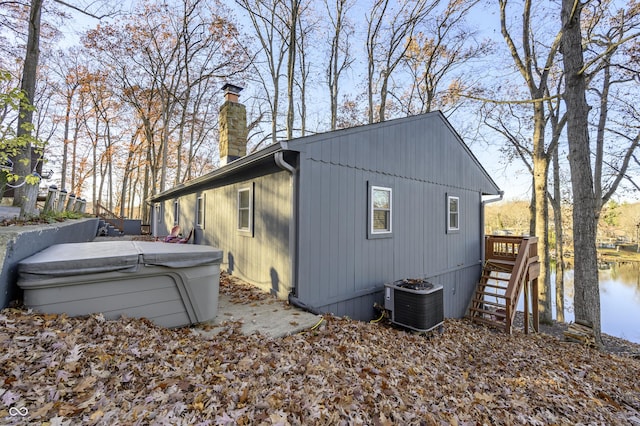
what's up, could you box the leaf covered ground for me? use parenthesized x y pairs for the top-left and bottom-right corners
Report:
(1, 281), (640, 425)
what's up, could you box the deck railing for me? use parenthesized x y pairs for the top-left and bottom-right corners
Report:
(485, 235), (540, 333)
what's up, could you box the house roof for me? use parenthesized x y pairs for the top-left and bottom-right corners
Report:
(150, 111), (501, 202)
(149, 142), (285, 202)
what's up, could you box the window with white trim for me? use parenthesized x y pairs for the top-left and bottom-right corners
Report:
(237, 186), (253, 234)
(173, 200), (180, 225)
(196, 195), (205, 228)
(370, 185), (392, 237)
(447, 195), (459, 232)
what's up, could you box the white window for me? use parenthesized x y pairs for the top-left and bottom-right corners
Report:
(447, 195), (459, 232)
(238, 187), (253, 234)
(196, 195), (205, 228)
(173, 200), (180, 225)
(370, 185), (392, 236)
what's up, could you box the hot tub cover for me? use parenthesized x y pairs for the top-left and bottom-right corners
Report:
(18, 241), (223, 278)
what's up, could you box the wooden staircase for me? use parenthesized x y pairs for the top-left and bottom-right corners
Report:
(95, 203), (125, 233)
(467, 236), (540, 334)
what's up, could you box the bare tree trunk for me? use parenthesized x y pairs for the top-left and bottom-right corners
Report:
(296, 5), (310, 137)
(286, 0), (299, 140)
(551, 144), (565, 322)
(71, 118), (78, 193)
(326, 0), (353, 130)
(61, 85), (76, 191)
(13, 0), (42, 217)
(366, 0), (387, 124)
(532, 101), (552, 323)
(105, 123), (113, 211)
(119, 134), (136, 218)
(529, 175), (536, 236)
(237, 0), (287, 144)
(91, 115), (100, 211)
(142, 143), (151, 224)
(366, 0), (435, 123)
(561, 0), (602, 345)
(499, 0), (561, 324)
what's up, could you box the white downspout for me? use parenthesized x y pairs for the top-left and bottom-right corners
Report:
(481, 191), (504, 260)
(274, 151), (298, 299)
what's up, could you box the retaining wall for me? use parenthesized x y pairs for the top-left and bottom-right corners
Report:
(0, 218), (99, 308)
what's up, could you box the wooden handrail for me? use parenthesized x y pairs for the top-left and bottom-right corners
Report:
(485, 235), (523, 262)
(505, 237), (538, 331)
(482, 235), (539, 333)
(95, 203), (125, 232)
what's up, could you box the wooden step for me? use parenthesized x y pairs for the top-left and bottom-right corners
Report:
(468, 306), (507, 318)
(474, 290), (507, 298)
(487, 259), (516, 266)
(468, 315), (507, 330)
(471, 300), (506, 309)
(482, 275), (511, 282)
(479, 282), (509, 289)
(485, 262), (515, 272)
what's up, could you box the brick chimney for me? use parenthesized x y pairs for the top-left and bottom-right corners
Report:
(219, 83), (247, 165)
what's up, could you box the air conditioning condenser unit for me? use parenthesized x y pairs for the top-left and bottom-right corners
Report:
(384, 279), (444, 333)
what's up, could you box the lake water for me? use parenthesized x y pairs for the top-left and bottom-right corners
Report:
(517, 262), (640, 344)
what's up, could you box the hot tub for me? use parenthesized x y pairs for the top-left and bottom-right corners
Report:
(17, 241), (223, 328)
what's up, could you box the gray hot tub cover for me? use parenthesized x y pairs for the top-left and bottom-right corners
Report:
(18, 241), (223, 278)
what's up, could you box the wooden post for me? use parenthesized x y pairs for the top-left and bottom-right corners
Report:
(57, 189), (67, 212)
(43, 185), (57, 213)
(524, 280), (530, 334)
(65, 193), (76, 211)
(532, 277), (539, 332)
(19, 180), (40, 218)
(74, 197), (82, 212)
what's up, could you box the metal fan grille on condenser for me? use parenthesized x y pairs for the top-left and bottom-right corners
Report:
(384, 280), (444, 333)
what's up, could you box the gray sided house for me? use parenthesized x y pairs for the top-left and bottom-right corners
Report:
(150, 86), (501, 321)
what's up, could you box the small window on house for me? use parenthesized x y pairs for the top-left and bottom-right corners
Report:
(196, 195), (205, 228)
(447, 195), (459, 233)
(173, 200), (180, 225)
(369, 185), (392, 238)
(237, 186), (253, 235)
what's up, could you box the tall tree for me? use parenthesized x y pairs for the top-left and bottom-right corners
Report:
(498, 0), (563, 323)
(400, 0), (489, 116)
(366, 0), (439, 123)
(236, 0), (289, 144)
(85, 0), (246, 219)
(325, 0), (354, 131)
(294, 0), (313, 136)
(8, 0), (116, 216)
(286, 0), (299, 140)
(50, 49), (82, 192)
(12, 0), (42, 217)
(560, 0), (640, 344)
(561, 0), (601, 343)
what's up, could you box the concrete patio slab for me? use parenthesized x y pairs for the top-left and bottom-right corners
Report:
(92, 236), (323, 338)
(193, 292), (323, 339)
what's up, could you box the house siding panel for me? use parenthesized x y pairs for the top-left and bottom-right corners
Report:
(294, 113), (492, 321)
(160, 170), (291, 298)
(153, 111), (497, 323)
(292, 113), (497, 194)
